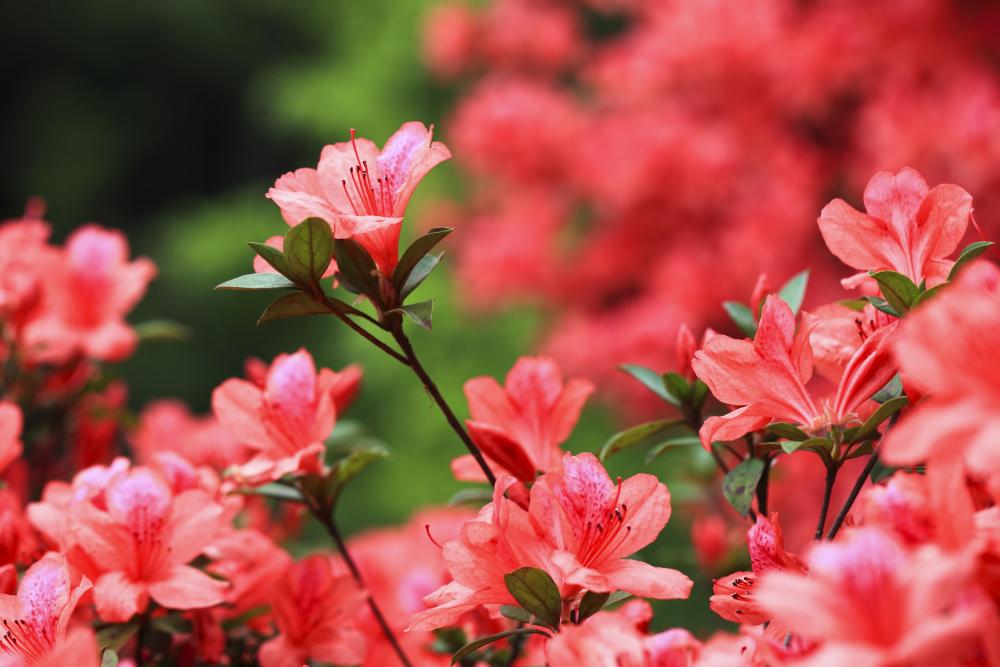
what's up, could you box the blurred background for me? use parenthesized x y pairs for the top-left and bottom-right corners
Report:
(5, 0), (1000, 635)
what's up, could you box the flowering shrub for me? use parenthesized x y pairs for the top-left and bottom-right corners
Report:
(1, 110), (998, 667)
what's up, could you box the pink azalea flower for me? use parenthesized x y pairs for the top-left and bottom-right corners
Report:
(818, 167), (973, 288)
(132, 400), (250, 472)
(883, 261), (1000, 478)
(0, 206), (52, 330)
(756, 528), (995, 666)
(0, 552), (91, 664)
(258, 555), (366, 667)
(267, 122), (451, 275)
(67, 467), (227, 622)
(692, 296), (897, 447)
(204, 529), (292, 632)
(23, 225), (155, 363)
(212, 349), (342, 485)
(410, 453), (692, 631)
(452, 356), (594, 483)
(0, 403), (23, 477)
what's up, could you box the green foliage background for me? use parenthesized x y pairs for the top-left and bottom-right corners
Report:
(2, 0), (724, 633)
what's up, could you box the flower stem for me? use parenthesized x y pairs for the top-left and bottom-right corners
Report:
(826, 446), (879, 540)
(756, 456), (771, 516)
(814, 463), (839, 540)
(304, 495), (414, 667)
(390, 323), (497, 486)
(505, 626), (527, 667)
(318, 294), (409, 364)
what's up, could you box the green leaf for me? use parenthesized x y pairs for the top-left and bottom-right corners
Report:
(249, 241), (291, 278)
(257, 291), (329, 325)
(843, 396), (908, 444)
(723, 301), (757, 337)
(645, 436), (701, 465)
(910, 283), (947, 309)
(221, 604), (271, 631)
(690, 379), (709, 413)
(575, 591), (611, 624)
(722, 458), (765, 517)
(861, 295), (901, 318)
(766, 422), (810, 441)
(499, 605), (535, 624)
(948, 241), (994, 281)
(870, 270), (920, 313)
(778, 269), (810, 314)
(283, 218), (334, 285)
(152, 614), (192, 635)
(322, 444), (390, 506)
(872, 375), (903, 403)
(387, 300), (434, 330)
(451, 628), (546, 665)
(599, 419), (685, 461)
(393, 227), (453, 289)
(837, 298), (869, 312)
(661, 372), (691, 405)
(133, 319), (191, 343)
(216, 273), (297, 291)
(448, 488), (494, 507)
(619, 364), (677, 405)
(780, 437), (833, 455)
(233, 483), (305, 503)
(503, 567), (562, 629)
(870, 460), (898, 484)
(334, 238), (379, 297)
(97, 621), (140, 652)
(101, 649), (119, 667)
(401, 252), (443, 300)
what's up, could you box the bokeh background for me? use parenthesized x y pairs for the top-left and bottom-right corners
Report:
(5, 0), (1000, 636)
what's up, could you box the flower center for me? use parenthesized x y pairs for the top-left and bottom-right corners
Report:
(576, 478), (632, 568)
(340, 129), (392, 217)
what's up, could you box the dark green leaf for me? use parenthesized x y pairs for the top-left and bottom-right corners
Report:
(249, 241), (292, 278)
(257, 291), (329, 325)
(861, 295), (901, 318)
(837, 298), (868, 312)
(97, 621), (140, 652)
(499, 605), (535, 624)
(388, 300), (434, 330)
(284, 218), (334, 285)
(870, 460), (898, 484)
(152, 614), (192, 635)
(216, 273), (297, 291)
(393, 227), (453, 289)
(872, 374), (903, 403)
(870, 270), (920, 313)
(448, 488), (494, 507)
(645, 436), (701, 465)
(619, 364), (676, 405)
(780, 437), (833, 455)
(133, 319), (191, 342)
(661, 372), (691, 405)
(690, 379), (709, 413)
(221, 604), (271, 631)
(451, 628), (546, 665)
(576, 591), (611, 624)
(723, 301), (757, 337)
(322, 444), (390, 506)
(101, 649), (119, 667)
(432, 628), (468, 654)
(911, 283), (947, 309)
(948, 241), (994, 281)
(503, 567), (562, 629)
(766, 422), (810, 441)
(778, 269), (810, 314)
(334, 238), (379, 297)
(401, 252), (443, 300)
(843, 396), (908, 444)
(233, 483), (304, 503)
(599, 419), (685, 461)
(722, 458), (765, 516)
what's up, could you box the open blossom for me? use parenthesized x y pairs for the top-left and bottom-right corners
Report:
(545, 599), (700, 667)
(258, 555), (366, 667)
(410, 453), (692, 631)
(452, 356), (594, 482)
(818, 167), (973, 288)
(757, 527), (996, 666)
(267, 122), (451, 274)
(710, 514), (804, 625)
(692, 296), (897, 446)
(132, 400), (250, 472)
(0, 404), (23, 477)
(204, 529), (292, 632)
(884, 261), (1000, 477)
(23, 225), (155, 363)
(212, 349), (347, 485)
(59, 467), (227, 622)
(0, 204), (51, 329)
(0, 553), (91, 665)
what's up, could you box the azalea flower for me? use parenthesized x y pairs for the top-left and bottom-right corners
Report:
(23, 225), (155, 363)
(267, 122), (451, 274)
(692, 296), (897, 447)
(204, 529), (292, 632)
(710, 513), (804, 625)
(410, 453), (692, 631)
(258, 555), (366, 667)
(63, 467), (227, 622)
(757, 527), (996, 666)
(818, 167), (973, 288)
(0, 552), (91, 665)
(212, 349), (343, 485)
(0, 403), (23, 477)
(883, 261), (1000, 478)
(0, 205), (52, 330)
(132, 400), (250, 472)
(452, 356), (594, 483)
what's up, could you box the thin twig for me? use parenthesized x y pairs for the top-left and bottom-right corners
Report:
(756, 456), (771, 516)
(505, 624), (527, 667)
(826, 445), (880, 540)
(814, 463), (839, 540)
(316, 295), (409, 364)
